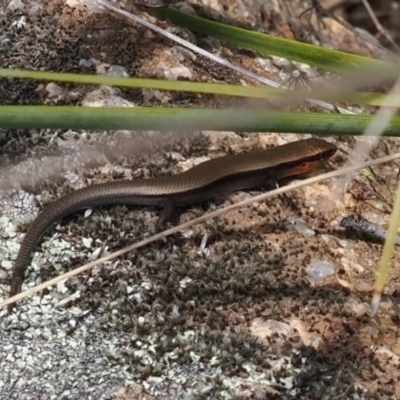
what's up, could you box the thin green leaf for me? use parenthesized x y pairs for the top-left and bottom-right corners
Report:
(1, 68), (400, 107)
(1, 106), (400, 135)
(152, 7), (398, 80)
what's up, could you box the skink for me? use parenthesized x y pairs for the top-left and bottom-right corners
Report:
(8, 138), (336, 303)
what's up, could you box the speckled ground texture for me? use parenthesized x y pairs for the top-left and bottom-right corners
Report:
(1, 0), (400, 399)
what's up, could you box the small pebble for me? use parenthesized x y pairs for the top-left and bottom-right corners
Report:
(307, 261), (335, 283)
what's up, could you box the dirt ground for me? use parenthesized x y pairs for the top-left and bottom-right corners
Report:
(0, 0), (400, 399)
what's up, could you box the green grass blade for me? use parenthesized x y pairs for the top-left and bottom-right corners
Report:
(2, 68), (400, 107)
(152, 7), (398, 80)
(1, 106), (400, 135)
(372, 179), (400, 314)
